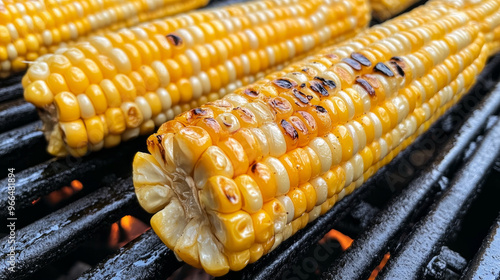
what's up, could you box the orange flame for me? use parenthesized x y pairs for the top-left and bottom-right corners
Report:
(71, 180), (83, 191)
(319, 229), (354, 251)
(45, 180), (84, 205)
(109, 215), (150, 248)
(109, 223), (120, 247)
(368, 253), (391, 280)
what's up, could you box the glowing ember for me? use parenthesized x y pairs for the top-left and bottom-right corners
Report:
(368, 253), (391, 280)
(108, 215), (150, 248)
(71, 180), (83, 191)
(31, 198), (41, 205)
(45, 180), (84, 205)
(109, 223), (120, 247)
(319, 229), (354, 251)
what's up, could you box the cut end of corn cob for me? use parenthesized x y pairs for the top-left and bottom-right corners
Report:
(22, 0), (370, 157)
(133, 0), (500, 275)
(0, 0), (210, 77)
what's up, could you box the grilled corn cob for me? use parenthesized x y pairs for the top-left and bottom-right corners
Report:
(133, 0), (500, 275)
(370, 0), (422, 21)
(23, 0), (370, 157)
(0, 0), (210, 77)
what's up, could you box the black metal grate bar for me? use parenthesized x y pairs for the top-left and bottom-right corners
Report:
(462, 213), (500, 279)
(0, 82), (23, 103)
(322, 85), (500, 279)
(378, 114), (500, 279)
(0, 136), (144, 218)
(0, 99), (37, 133)
(79, 230), (182, 280)
(0, 179), (137, 280)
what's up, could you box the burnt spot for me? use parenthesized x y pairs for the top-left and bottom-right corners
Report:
(302, 68), (309, 72)
(391, 56), (403, 61)
(155, 135), (166, 162)
(300, 83), (306, 88)
(374, 62), (394, 77)
(390, 61), (405, 77)
(315, 105), (327, 113)
(314, 77), (336, 89)
(290, 116), (308, 134)
(273, 79), (295, 89)
(326, 54), (339, 60)
(310, 80), (329, 97)
(292, 89), (310, 105)
(342, 58), (362, 71)
(307, 95), (313, 100)
(356, 78), (376, 96)
(203, 118), (222, 132)
(251, 163), (258, 173)
(233, 107), (256, 123)
(363, 74), (381, 88)
(351, 52), (372, 67)
(281, 119), (299, 140)
(225, 191), (238, 203)
(269, 98), (292, 112)
(156, 134), (163, 144)
(297, 111), (316, 130)
(193, 108), (209, 116)
(244, 88), (259, 97)
(166, 34), (183, 46)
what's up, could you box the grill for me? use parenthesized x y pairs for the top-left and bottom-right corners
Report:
(1, 1), (500, 279)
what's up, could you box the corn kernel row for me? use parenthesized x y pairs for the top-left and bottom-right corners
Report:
(0, 0), (210, 77)
(23, 0), (371, 157)
(370, 0), (421, 21)
(133, 0), (500, 275)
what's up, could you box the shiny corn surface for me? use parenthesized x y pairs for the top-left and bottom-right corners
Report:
(0, 0), (210, 77)
(133, 0), (500, 276)
(23, 0), (370, 157)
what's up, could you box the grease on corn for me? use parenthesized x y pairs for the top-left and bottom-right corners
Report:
(23, 0), (371, 157)
(133, 0), (500, 276)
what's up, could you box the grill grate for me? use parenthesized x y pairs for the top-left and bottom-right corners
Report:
(1, 1), (500, 279)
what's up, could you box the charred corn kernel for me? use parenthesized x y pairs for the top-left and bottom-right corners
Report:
(1, 0), (210, 76)
(200, 175), (241, 213)
(134, 0), (500, 274)
(25, 0), (371, 157)
(248, 162), (277, 203)
(235, 175), (263, 214)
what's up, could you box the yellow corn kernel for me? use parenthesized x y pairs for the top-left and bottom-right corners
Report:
(84, 116), (105, 144)
(54, 91), (81, 122)
(251, 210), (274, 244)
(24, 80), (54, 107)
(104, 108), (126, 135)
(59, 120), (88, 148)
(208, 210), (255, 252)
(200, 175), (241, 213)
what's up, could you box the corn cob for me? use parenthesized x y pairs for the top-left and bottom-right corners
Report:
(0, 0), (210, 77)
(369, 0), (422, 21)
(133, 0), (500, 275)
(23, 0), (371, 157)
